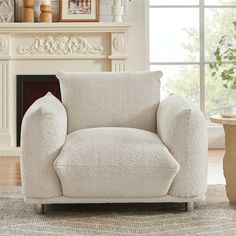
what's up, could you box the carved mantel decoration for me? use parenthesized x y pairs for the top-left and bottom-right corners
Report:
(113, 35), (125, 52)
(0, 0), (14, 22)
(0, 35), (8, 54)
(17, 35), (104, 55)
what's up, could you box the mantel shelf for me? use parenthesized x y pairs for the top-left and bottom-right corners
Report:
(0, 22), (131, 33)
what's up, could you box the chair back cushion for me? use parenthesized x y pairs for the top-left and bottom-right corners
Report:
(57, 71), (162, 133)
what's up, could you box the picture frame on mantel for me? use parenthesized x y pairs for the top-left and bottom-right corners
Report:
(59, 0), (100, 22)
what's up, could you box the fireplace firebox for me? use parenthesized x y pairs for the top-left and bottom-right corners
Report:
(17, 75), (61, 146)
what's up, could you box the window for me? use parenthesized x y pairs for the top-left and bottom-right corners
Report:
(149, 0), (236, 118)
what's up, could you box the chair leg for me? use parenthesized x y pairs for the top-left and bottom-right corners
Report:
(185, 202), (194, 212)
(34, 204), (44, 214)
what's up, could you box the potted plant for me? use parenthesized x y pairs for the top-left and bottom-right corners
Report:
(210, 22), (236, 117)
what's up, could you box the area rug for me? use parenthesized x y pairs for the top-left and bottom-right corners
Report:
(0, 185), (235, 236)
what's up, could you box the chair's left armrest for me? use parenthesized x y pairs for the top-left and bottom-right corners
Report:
(21, 93), (67, 200)
(157, 95), (208, 198)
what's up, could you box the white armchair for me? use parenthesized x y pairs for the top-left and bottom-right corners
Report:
(20, 71), (208, 214)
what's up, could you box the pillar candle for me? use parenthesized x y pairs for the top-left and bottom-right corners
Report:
(41, 0), (51, 5)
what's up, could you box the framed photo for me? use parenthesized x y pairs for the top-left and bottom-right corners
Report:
(59, 0), (100, 22)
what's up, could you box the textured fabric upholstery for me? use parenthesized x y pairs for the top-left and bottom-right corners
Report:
(21, 93), (67, 199)
(20, 71), (208, 205)
(54, 127), (180, 198)
(56, 71), (162, 133)
(157, 95), (208, 198)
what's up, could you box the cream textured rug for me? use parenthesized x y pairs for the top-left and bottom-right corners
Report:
(0, 185), (235, 235)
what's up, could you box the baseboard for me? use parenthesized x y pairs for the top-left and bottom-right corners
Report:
(0, 133), (11, 146)
(208, 125), (225, 149)
(0, 147), (20, 156)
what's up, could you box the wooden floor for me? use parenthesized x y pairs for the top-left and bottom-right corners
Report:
(0, 149), (225, 186)
(0, 156), (21, 186)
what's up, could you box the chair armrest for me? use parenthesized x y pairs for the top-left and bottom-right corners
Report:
(21, 93), (67, 199)
(157, 95), (208, 198)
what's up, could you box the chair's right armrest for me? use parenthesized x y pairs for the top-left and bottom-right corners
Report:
(21, 92), (67, 200)
(157, 95), (208, 198)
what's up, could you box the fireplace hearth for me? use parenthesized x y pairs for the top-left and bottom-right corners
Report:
(17, 75), (61, 146)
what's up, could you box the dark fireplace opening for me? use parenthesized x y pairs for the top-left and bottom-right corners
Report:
(17, 75), (61, 147)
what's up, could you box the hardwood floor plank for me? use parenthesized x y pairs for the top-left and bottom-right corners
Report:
(0, 156), (21, 186)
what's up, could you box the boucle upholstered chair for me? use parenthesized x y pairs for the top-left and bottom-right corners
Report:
(20, 71), (208, 214)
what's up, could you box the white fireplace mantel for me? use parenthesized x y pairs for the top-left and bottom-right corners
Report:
(0, 22), (131, 156)
(0, 22), (131, 33)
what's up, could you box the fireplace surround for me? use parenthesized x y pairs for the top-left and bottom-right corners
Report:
(16, 75), (61, 146)
(0, 22), (130, 155)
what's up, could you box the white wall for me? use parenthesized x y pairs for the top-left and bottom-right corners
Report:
(125, 0), (148, 71)
(101, 0), (148, 71)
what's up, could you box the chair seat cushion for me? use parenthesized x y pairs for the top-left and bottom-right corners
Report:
(54, 127), (180, 198)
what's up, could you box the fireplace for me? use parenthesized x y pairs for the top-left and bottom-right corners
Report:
(16, 75), (61, 146)
(0, 23), (130, 154)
